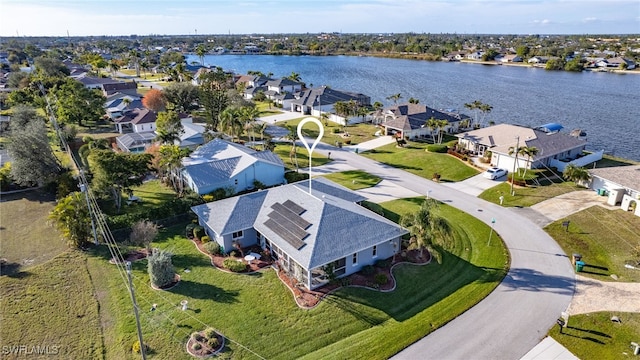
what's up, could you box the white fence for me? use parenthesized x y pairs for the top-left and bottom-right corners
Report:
(549, 150), (604, 172)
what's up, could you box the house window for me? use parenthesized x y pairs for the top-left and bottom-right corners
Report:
(352, 253), (358, 265)
(232, 230), (243, 239)
(333, 258), (346, 276)
(234, 179), (238, 185)
(372, 245), (377, 258)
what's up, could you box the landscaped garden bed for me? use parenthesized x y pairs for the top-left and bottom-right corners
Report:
(186, 328), (225, 358)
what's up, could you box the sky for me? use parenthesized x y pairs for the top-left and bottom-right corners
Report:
(0, 0), (638, 37)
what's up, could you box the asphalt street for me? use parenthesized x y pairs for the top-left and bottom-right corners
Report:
(307, 141), (576, 360)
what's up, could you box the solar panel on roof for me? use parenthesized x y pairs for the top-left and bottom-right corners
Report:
(267, 210), (308, 239)
(283, 200), (305, 215)
(264, 219), (305, 249)
(271, 203), (311, 229)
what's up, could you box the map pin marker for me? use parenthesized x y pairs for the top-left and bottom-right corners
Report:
(297, 117), (325, 194)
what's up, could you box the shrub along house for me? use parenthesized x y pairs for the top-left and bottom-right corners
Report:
(191, 177), (408, 290)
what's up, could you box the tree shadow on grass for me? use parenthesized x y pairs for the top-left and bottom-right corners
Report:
(0, 261), (30, 278)
(169, 280), (239, 303)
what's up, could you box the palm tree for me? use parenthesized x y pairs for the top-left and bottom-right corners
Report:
(386, 93), (402, 105)
(399, 199), (452, 263)
(426, 117), (438, 142)
(129, 49), (141, 77)
(240, 106), (261, 143)
(436, 119), (449, 144)
(286, 72), (301, 82)
(195, 44), (207, 66)
(285, 126), (299, 171)
(464, 100), (483, 126)
(219, 108), (243, 142)
(520, 146), (539, 176)
(478, 103), (493, 126)
(48, 192), (92, 248)
(563, 164), (591, 186)
(158, 145), (190, 194)
(508, 145), (527, 175)
(408, 97), (419, 104)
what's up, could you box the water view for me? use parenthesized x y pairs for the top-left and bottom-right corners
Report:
(188, 54), (640, 161)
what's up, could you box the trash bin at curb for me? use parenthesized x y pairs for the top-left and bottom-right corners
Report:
(575, 261), (585, 272)
(572, 253), (582, 265)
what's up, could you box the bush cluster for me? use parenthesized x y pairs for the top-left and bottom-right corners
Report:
(223, 258), (247, 272)
(203, 241), (220, 255)
(374, 273), (388, 285)
(361, 265), (375, 275)
(426, 144), (448, 153)
(200, 235), (210, 243)
(284, 171), (309, 183)
(193, 226), (205, 240)
(108, 195), (204, 230)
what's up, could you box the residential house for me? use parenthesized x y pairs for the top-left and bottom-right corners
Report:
(115, 132), (156, 153)
(76, 74), (137, 96)
(528, 56), (549, 64)
(498, 54), (523, 63)
(290, 86), (371, 125)
(104, 93), (143, 119)
(442, 51), (466, 61)
(181, 139), (285, 195)
(190, 177), (408, 290)
(466, 51), (484, 60)
(588, 165), (640, 217)
(595, 57), (636, 69)
(264, 78), (303, 108)
(176, 115), (206, 149)
(380, 103), (471, 140)
(456, 123), (601, 171)
(113, 107), (157, 134)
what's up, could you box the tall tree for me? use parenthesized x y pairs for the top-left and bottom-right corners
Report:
(49, 192), (92, 248)
(195, 44), (207, 66)
(199, 67), (232, 131)
(7, 113), (60, 186)
(88, 150), (152, 212)
(163, 82), (199, 113)
(219, 108), (243, 141)
(508, 145), (526, 175)
(520, 146), (539, 176)
(158, 144), (190, 194)
(142, 88), (167, 112)
(399, 198), (452, 263)
(53, 78), (105, 126)
(155, 110), (183, 144)
(408, 97), (420, 104)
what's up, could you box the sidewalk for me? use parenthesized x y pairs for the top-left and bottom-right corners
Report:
(520, 337), (579, 360)
(343, 135), (396, 152)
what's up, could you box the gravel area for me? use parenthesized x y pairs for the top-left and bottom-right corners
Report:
(567, 274), (640, 315)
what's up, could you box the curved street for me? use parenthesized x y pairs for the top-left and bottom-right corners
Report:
(308, 141), (576, 360)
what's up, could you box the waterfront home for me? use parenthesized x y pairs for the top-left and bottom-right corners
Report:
(527, 56), (549, 64)
(595, 57), (636, 70)
(190, 177), (408, 290)
(380, 103), (471, 140)
(290, 86), (371, 125)
(497, 54), (523, 63)
(588, 165), (640, 217)
(181, 139), (285, 195)
(456, 123), (602, 171)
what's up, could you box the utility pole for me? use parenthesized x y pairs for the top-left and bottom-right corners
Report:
(510, 136), (520, 196)
(126, 262), (147, 360)
(79, 182), (98, 245)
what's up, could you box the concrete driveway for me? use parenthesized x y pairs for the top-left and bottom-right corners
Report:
(443, 172), (506, 196)
(530, 190), (617, 226)
(304, 143), (574, 360)
(258, 110), (305, 124)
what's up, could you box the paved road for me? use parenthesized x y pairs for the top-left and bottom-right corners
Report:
(307, 142), (575, 360)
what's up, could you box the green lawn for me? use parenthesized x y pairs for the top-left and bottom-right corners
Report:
(361, 142), (479, 182)
(478, 181), (578, 207)
(90, 197), (507, 359)
(550, 312), (640, 360)
(277, 118), (379, 146)
(255, 101), (282, 117)
(273, 144), (331, 171)
(322, 170), (381, 190)
(545, 206), (640, 282)
(593, 154), (639, 168)
(101, 179), (177, 216)
(0, 190), (67, 273)
(0, 251), (105, 359)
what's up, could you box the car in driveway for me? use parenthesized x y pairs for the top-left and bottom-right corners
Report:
(483, 167), (508, 180)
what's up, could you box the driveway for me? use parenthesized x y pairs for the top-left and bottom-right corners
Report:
(530, 190), (618, 226)
(443, 172), (506, 197)
(258, 110), (304, 124)
(305, 143), (575, 360)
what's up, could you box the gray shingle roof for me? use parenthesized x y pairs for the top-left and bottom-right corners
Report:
(383, 103), (470, 131)
(191, 178), (407, 269)
(589, 165), (640, 192)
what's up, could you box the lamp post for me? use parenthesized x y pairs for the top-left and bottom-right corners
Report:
(487, 218), (496, 246)
(510, 136), (520, 196)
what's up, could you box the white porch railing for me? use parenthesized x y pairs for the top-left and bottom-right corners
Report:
(549, 150), (604, 172)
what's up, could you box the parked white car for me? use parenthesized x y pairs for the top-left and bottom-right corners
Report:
(483, 167), (508, 180)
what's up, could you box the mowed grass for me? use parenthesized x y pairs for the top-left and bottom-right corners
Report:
(277, 118), (379, 146)
(0, 190), (67, 272)
(362, 142), (479, 182)
(550, 312), (640, 360)
(101, 180), (177, 216)
(0, 251), (105, 359)
(322, 170), (381, 190)
(545, 206), (640, 282)
(273, 144), (331, 171)
(478, 181), (578, 207)
(255, 101), (282, 117)
(91, 198), (508, 359)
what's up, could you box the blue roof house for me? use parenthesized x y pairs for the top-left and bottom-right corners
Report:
(191, 178), (408, 290)
(181, 139), (285, 195)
